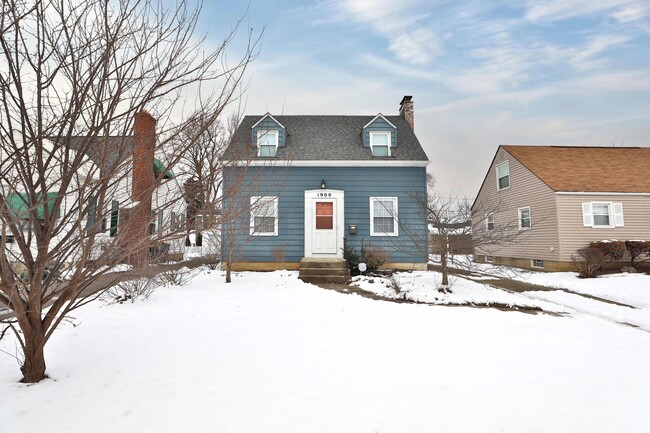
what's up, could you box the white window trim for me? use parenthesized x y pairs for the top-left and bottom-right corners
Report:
(370, 196), (398, 236)
(518, 206), (531, 230)
(485, 255), (494, 263)
(581, 202), (624, 229)
(496, 161), (510, 191)
(256, 130), (279, 157)
(250, 196), (278, 236)
(486, 213), (495, 231)
(531, 259), (544, 268)
(369, 131), (391, 157)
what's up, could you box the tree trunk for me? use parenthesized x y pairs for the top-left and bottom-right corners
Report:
(441, 235), (449, 288)
(225, 246), (232, 283)
(20, 326), (48, 383)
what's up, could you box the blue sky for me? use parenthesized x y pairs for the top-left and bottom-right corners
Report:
(201, 0), (650, 197)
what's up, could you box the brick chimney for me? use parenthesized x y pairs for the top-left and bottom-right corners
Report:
(124, 110), (156, 265)
(399, 95), (414, 129)
(132, 110), (156, 201)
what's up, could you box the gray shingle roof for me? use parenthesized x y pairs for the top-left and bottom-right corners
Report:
(224, 115), (429, 162)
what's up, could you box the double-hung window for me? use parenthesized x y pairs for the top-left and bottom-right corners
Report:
(370, 197), (398, 236)
(369, 132), (391, 157)
(250, 196), (278, 236)
(257, 130), (279, 157)
(582, 202), (624, 228)
(518, 207), (531, 230)
(486, 213), (495, 231)
(496, 161), (510, 190)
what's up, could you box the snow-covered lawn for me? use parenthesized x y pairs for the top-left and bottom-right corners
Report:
(436, 255), (650, 330)
(2, 269), (650, 433)
(352, 271), (569, 312)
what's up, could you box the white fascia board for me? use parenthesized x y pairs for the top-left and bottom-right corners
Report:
(228, 160), (430, 167)
(251, 113), (286, 130)
(555, 191), (650, 196)
(363, 113), (397, 129)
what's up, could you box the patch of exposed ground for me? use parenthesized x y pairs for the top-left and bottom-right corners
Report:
(316, 282), (550, 315)
(428, 264), (636, 309)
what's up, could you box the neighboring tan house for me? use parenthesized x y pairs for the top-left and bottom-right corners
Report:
(221, 96), (430, 279)
(472, 145), (650, 271)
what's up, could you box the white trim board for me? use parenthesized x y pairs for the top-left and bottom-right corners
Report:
(556, 191), (650, 196)
(228, 160), (429, 167)
(363, 113), (397, 129)
(251, 113), (286, 130)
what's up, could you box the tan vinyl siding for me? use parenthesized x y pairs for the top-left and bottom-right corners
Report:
(556, 194), (650, 261)
(473, 147), (560, 261)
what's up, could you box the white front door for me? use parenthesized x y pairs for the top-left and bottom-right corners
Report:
(304, 189), (344, 257)
(312, 199), (337, 254)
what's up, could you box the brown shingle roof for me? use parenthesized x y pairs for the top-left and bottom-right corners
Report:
(502, 145), (650, 193)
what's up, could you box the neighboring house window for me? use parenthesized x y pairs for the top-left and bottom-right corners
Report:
(87, 196), (97, 233)
(369, 131), (391, 157)
(257, 130), (279, 157)
(370, 197), (398, 236)
(250, 196), (278, 236)
(532, 259), (544, 268)
(149, 210), (163, 235)
(486, 255), (494, 263)
(486, 213), (495, 231)
(110, 200), (119, 237)
(518, 207), (531, 230)
(581, 202), (624, 228)
(496, 161), (510, 190)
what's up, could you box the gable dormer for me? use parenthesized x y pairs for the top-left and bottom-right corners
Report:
(362, 114), (397, 157)
(251, 113), (286, 157)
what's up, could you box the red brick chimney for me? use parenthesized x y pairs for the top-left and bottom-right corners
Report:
(399, 95), (414, 129)
(132, 110), (156, 201)
(125, 110), (156, 265)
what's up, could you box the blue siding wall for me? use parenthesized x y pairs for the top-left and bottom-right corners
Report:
(223, 166), (428, 264)
(362, 116), (397, 148)
(251, 116), (286, 147)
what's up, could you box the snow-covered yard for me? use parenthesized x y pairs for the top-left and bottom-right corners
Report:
(2, 269), (650, 433)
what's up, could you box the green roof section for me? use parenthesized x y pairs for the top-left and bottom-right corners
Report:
(6, 192), (60, 219)
(154, 158), (173, 180)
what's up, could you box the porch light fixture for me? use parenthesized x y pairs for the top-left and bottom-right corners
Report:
(321, 179), (327, 189)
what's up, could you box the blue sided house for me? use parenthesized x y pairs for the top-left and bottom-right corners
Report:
(222, 96), (430, 278)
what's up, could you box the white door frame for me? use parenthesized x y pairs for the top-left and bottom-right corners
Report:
(304, 189), (344, 258)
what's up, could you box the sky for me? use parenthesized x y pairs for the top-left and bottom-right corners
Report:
(200, 0), (650, 198)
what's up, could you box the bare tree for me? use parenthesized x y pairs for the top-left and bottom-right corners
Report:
(0, 0), (260, 383)
(409, 175), (533, 290)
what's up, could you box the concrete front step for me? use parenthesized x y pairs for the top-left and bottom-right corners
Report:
(299, 275), (349, 284)
(298, 257), (349, 284)
(299, 258), (347, 269)
(299, 267), (350, 276)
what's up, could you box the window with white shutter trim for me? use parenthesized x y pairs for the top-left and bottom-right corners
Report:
(581, 203), (593, 227)
(613, 203), (624, 227)
(581, 202), (623, 228)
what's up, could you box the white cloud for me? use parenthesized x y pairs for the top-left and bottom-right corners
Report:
(388, 28), (442, 65)
(569, 34), (631, 70)
(525, 0), (638, 22)
(328, 0), (443, 65)
(612, 4), (648, 22)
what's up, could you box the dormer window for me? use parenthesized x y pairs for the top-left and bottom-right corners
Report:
(257, 130), (279, 157)
(370, 131), (391, 157)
